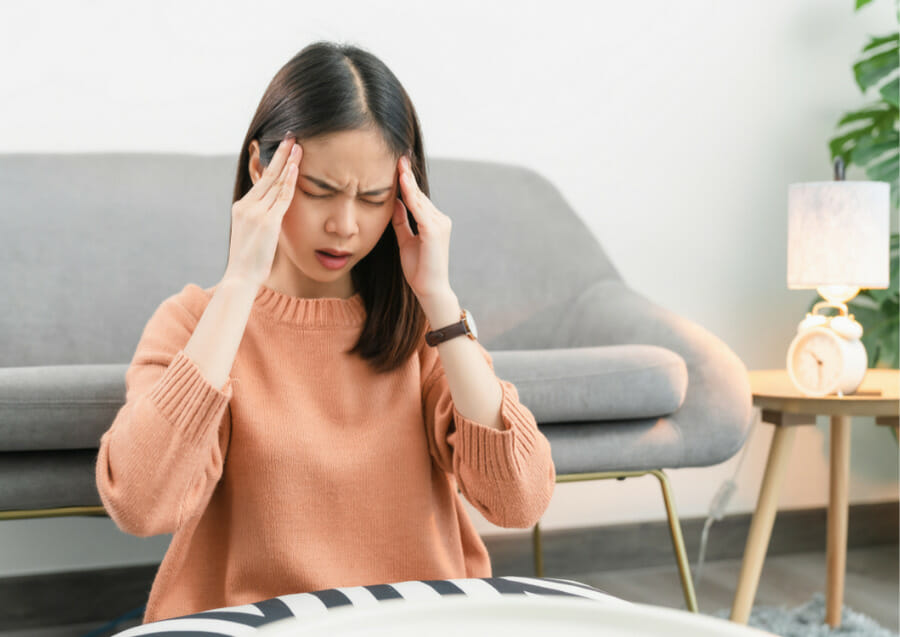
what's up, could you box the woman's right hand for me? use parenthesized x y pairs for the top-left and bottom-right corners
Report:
(224, 134), (302, 287)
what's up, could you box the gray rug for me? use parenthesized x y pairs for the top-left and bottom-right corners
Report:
(712, 593), (898, 636)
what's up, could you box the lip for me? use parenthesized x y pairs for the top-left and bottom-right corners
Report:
(315, 250), (351, 270)
(318, 248), (352, 257)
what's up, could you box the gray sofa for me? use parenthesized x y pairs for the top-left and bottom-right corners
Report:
(0, 152), (754, 613)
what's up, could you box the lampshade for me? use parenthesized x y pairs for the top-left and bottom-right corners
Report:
(787, 180), (890, 289)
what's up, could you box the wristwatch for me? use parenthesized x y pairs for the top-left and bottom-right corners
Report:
(425, 309), (478, 346)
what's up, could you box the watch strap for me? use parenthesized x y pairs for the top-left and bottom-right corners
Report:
(426, 311), (470, 347)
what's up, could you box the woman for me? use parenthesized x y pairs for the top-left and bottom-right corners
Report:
(95, 40), (556, 625)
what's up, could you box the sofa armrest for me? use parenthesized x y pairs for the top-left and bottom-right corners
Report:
(0, 363), (127, 452)
(567, 280), (754, 466)
(490, 279), (755, 468)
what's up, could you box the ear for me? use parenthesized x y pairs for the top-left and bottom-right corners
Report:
(248, 140), (262, 185)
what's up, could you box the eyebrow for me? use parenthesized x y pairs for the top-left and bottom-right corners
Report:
(300, 174), (392, 197)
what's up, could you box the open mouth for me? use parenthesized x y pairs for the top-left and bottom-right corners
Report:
(315, 250), (352, 269)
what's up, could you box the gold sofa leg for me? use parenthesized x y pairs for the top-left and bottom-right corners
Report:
(0, 506), (108, 520)
(649, 469), (699, 613)
(533, 521), (544, 576)
(531, 469), (699, 613)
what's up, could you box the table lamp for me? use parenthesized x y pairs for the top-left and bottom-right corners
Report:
(785, 157), (890, 397)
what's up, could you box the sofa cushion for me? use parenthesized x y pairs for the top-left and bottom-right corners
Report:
(492, 345), (687, 423)
(0, 344), (686, 453)
(0, 363), (127, 452)
(0, 450), (100, 511)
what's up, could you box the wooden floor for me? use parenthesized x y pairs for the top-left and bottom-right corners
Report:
(575, 542), (899, 632)
(1, 544), (896, 636)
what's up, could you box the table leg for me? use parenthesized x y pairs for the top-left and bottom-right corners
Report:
(826, 414), (851, 627)
(730, 425), (796, 624)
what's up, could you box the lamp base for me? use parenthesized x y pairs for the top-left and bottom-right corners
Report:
(817, 285), (860, 305)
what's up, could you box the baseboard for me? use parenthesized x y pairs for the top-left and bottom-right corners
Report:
(485, 500), (899, 576)
(1, 500), (896, 631)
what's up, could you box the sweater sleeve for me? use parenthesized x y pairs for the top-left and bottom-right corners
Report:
(95, 289), (233, 538)
(420, 337), (556, 529)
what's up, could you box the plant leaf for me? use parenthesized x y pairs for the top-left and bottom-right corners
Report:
(864, 149), (899, 183)
(853, 289), (883, 308)
(852, 311), (890, 366)
(853, 46), (900, 92)
(862, 33), (899, 53)
(829, 123), (877, 158)
(829, 102), (896, 160)
(852, 128), (899, 165)
(863, 313), (899, 368)
(867, 286), (894, 306)
(855, 0), (876, 10)
(848, 301), (885, 324)
(836, 102), (893, 126)
(880, 76), (899, 107)
(885, 234), (897, 282)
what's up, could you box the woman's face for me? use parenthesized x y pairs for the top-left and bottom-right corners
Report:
(248, 127), (401, 299)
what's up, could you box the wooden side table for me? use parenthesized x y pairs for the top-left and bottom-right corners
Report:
(730, 369), (899, 629)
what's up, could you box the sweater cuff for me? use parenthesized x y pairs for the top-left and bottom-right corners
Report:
(147, 349), (233, 444)
(451, 378), (539, 482)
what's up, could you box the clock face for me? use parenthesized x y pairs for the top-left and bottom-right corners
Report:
(789, 328), (844, 394)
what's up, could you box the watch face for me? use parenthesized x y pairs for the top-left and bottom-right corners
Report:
(464, 310), (478, 338)
(788, 327), (844, 394)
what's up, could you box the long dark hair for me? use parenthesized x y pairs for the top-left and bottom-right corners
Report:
(231, 41), (430, 375)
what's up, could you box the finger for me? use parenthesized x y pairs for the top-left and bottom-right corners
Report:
(258, 150), (295, 214)
(401, 169), (435, 227)
(272, 158), (300, 219)
(262, 143), (301, 210)
(401, 164), (431, 216)
(270, 162), (300, 225)
(398, 163), (418, 207)
(399, 158), (414, 192)
(392, 198), (414, 242)
(248, 135), (295, 200)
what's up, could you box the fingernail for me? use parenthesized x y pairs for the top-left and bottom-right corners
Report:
(283, 131), (294, 143)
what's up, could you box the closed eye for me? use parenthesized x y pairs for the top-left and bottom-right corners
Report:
(303, 191), (386, 206)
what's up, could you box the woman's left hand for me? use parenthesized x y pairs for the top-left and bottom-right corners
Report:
(392, 154), (454, 302)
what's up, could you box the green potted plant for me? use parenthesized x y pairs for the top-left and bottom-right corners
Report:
(816, 0), (898, 439)
(815, 0), (898, 367)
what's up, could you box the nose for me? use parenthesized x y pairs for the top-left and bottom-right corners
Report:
(325, 196), (360, 236)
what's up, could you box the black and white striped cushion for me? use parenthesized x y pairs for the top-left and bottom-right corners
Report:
(112, 576), (630, 636)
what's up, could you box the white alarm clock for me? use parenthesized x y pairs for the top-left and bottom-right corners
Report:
(785, 305), (868, 397)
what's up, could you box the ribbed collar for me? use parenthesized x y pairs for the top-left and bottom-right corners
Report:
(252, 283), (366, 327)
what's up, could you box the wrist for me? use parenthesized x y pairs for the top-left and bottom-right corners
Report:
(421, 290), (461, 329)
(220, 273), (263, 296)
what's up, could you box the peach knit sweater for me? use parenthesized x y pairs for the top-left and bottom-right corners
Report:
(95, 282), (556, 624)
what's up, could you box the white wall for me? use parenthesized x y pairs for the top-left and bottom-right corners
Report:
(1, 0), (897, 577)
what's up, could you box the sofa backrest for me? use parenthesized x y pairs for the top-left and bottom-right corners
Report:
(1, 153), (622, 366)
